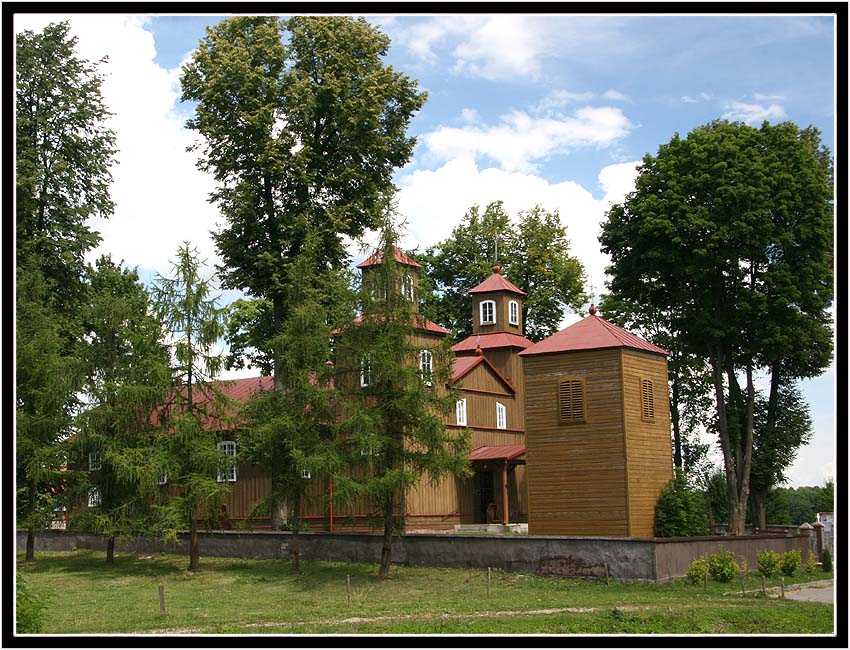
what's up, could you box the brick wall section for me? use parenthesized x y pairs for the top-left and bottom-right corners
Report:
(17, 530), (809, 582)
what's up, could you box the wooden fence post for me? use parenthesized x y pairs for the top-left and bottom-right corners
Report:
(158, 584), (165, 613)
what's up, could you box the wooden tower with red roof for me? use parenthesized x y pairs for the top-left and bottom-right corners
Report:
(519, 304), (673, 537)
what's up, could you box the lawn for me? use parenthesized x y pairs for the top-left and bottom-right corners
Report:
(17, 550), (834, 635)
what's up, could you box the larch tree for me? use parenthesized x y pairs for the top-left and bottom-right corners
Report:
(599, 120), (833, 535)
(239, 241), (352, 573)
(151, 243), (231, 572)
(421, 201), (585, 343)
(180, 16), (425, 528)
(73, 257), (172, 563)
(335, 219), (472, 579)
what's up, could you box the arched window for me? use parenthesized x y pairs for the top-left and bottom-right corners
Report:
(401, 274), (414, 301)
(456, 398), (467, 426)
(496, 402), (507, 429)
(508, 300), (519, 326)
(480, 300), (496, 325)
(217, 440), (237, 482)
(419, 349), (433, 386)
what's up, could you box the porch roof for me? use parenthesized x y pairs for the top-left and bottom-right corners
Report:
(468, 444), (526, 462)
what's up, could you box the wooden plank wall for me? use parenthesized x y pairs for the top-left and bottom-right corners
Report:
(621, 350), (673, 537)
(524, 349), (629, 536)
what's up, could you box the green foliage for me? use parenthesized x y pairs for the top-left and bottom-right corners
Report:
(654, 471), (709, 537)
(820, 548), (831, 573)
(804, 549), (817, 573)
(706, 550), (739, 583)
(765, 482), (833, 526)
(600, 119), (834, 535)
(704, 470), (729, 528)
(685, 558), (708, 585)
(779, 549), (801, 577)
(335, 218), (472, 577)
(756, 549), (781, 577)
(421, 202), (585, 342)
(16, 572), (47, 634)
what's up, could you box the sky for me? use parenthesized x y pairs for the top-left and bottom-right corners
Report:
(13, 11), (838, 489)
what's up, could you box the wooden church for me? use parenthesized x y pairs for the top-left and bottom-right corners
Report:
(147, 247), (673, 537)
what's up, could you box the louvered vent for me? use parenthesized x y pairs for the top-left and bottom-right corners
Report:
(559, 379), (585, 423)
(641, 378), (655, 421)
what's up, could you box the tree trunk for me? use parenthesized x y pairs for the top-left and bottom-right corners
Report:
(188, 516), (199, 571)
(26, 526), (35, 562)
(271, 499), (288, 531)
(106, 533), (115, 564)
(378, 491), (394, 579)
(291, 494), (301, 574)
(750, 489), (768, 530)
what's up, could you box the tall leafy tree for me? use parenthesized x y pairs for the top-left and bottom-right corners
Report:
(421, 201), (585, 342)
(239, 241), (351, 573)
(180, 15), (426, 385)
(16, 258), (82, 561)
(16, 21), (116, 326)
(73, 257), (172, 563)
(151, 243), (230, 571)
(335, 219), (472, 579)
(600, 120), (833, 535)
(748, 383), (813, 529)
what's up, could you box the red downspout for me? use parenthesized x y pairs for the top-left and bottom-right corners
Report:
(502, 460), (509, 525)
(328, 477), (334, 533)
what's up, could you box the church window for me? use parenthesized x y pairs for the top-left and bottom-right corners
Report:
(508, 300), (519, 326)
(496, 402), (506, 429)
(480, 300), (496, 325)
(559, 378), (586, 423)
(641, 378), (655, 421)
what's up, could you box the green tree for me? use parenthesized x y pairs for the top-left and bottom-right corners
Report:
(151, 243), (230, 571)
(16, 21), (116, 325)
(421, 202), (585, 343)
(748, 383), (813, 529)
(72, 257), (172, 563)
(599, 120), (833, 535)
(240, 243), (350, 573)
(335, 219), (472, 578)
(654, 470), (710, 537)
(16, 258), (82, 562)
(181, 16), (425, 528)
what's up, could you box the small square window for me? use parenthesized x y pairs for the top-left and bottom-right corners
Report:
(301, 468), (312, 479)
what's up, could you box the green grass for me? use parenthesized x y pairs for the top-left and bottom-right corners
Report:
(16, 550), (834, 635)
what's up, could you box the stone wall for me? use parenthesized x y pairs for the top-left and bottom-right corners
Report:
(16, 529), (810, 582)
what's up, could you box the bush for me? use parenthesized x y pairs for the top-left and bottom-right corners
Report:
(16, 572), (46, 634)
(706, 549), (739, 583)
(804, 549), (817, 573)
(757, 549), (781, 577)
(686, 558), (709, 585)
(654, 471), (709, 537)
(780, 549), (801, 577)
(821, 548), (832, 572)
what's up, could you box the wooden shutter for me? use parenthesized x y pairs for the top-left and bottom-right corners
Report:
(559, 378), (585, 423)
(641, 378), (655, 421)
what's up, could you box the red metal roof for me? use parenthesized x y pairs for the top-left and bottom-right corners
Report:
(519, 314), (669, 357)
(452, 332), (534, 352)
(469, 444), (526, 462)
(347, 314), (451, 335)
(467, 270), (526, 296)
(356, 246), (423, 269)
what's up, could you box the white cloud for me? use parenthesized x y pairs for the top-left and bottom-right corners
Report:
(421, 107), (635, 173)
(534, 90), (595, 114)
(681, 92), (714, 104)
(753, 92), (784, 101)
(601, 89), (629, 101)
(15, 14), (221, 276)
(722, 101), (787, 124)
(459, 107), (479, 123)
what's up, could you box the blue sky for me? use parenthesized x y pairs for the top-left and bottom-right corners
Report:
(14, 12), (838, 488)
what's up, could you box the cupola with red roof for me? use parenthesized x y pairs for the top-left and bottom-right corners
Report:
(357, 245), (423, 314)
(468, 263), (526, 337)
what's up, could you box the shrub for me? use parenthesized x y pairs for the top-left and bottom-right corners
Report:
(804, 549), (817, 573)
(16, 573), (46, 634)
(654, 471), (709, 537)
(780, 549), (801, 577)
(686, 558), (709, 585)
(706, 549), (739, 583)
(757, 549), (781, 577)
(821, 548), (832, 572)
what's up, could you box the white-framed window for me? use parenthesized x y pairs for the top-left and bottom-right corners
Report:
(159, 470), (168, 485)
(360, 446), (380, 457)
(456, 398), (467, 426)
(480, 300), (496, 325)
(508, 300), (519, 326)
(301, 468), (312, 480)
(217, 440), (237, 482)
(401, 274), (414, 301)
(496, 402), (506, 430)
(419, 349), (433, 386)
(88, 452), (101, 471)
(87, 487), (101, 508)
(360, 356), (371, 387)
